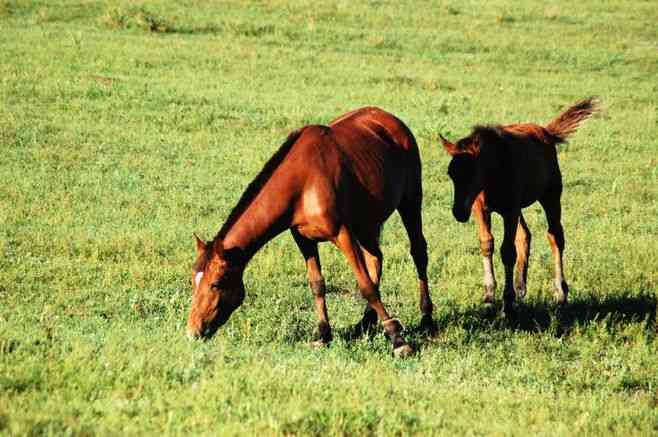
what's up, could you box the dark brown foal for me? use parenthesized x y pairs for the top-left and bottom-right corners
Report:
(440, 98), (599, 313)
(187, 107), (433, 357)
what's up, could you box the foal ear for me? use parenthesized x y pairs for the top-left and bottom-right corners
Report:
(439, 133), (458, 156)
(471, 126), (502, 154)
(193, 233), (207, 255)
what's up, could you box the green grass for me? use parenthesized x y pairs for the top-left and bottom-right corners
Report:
(1, 0), (657, 435)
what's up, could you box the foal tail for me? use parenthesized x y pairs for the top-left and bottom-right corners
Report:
(545, 97), (599, 144)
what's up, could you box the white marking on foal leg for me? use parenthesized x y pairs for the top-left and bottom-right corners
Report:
(482, 255), (496, 304)
(554, 260), (567, 301)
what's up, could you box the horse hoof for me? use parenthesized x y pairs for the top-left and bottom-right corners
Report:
(310, 340), (330, 349)
(554, 293), (568, 306)
(393, 344), (414, 358)
(554, 280), (569, 305)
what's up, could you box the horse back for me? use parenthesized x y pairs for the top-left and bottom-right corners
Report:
(483, 123), (562, 211)
(288, 108), (420, 238)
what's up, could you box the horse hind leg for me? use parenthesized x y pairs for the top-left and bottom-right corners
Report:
(351, 230), (382, 338)
(398, 195), (434, 332)
(291, 229), (332, 346)
(500, 212), (521, 316)
(514, 213), (531, 300)
(333, 225), (413, 357)
(539, 196), (569, 305)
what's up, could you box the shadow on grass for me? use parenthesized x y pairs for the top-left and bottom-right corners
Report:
(428, 292), (655, 338)
(331, 292), (656, 353)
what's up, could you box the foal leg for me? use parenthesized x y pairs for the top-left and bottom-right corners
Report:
(514, 213), (531, 300)
(291, 229), (332, 345)
(398, 198), (434, 331)
(500, 212), (521, 316)
(334, 225), (413, 357)
(539, 197), (569, 305)
(473, 202), (496, 305)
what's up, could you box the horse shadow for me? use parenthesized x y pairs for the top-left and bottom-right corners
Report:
(330, 292), (656, 352)
(405, 292), (656, 347)
(324, 287), (656, 356)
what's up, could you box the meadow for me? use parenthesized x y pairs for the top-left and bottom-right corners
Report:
(1, 0), (657, 435)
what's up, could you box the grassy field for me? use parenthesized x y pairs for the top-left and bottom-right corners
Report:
(1, 0), (657, 435)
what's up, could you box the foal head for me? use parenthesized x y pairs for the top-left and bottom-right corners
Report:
(186, 235), (245, 339)
(440, 133), (483, 223)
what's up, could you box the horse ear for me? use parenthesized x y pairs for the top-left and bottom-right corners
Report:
(439, 133), (458, 156)
(471, 126), (501, 155)
(212, 238), (225, 258)
(193, 233), (206, 255)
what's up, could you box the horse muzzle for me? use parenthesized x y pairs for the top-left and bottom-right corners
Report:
(186, 323), (218, 340)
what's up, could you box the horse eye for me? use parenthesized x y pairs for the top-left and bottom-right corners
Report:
(211, 280), (222, 289)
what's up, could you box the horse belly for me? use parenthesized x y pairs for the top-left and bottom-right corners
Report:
(520, 150), (551, 207)
(347, 169), (405, 230)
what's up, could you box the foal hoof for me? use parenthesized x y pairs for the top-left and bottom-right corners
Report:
(554, 292), (568, 306)
(310, 339), (330, 349)
(483, 285), (495, 305)
(554, 280), (569, 305)
(393, 343), (414, 358)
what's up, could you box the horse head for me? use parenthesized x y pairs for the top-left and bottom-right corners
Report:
(440, 133), (482, 223)
(186, 235), (245, 339)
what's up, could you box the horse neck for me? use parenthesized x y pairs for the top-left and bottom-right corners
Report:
(220, 182), (295, 266)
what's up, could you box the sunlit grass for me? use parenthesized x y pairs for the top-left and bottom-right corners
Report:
(1, 0), (657, 435)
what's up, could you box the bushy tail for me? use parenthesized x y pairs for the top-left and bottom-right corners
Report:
(545, 97), (599, 144)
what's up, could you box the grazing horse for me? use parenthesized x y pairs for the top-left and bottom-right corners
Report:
(187, 107), (434, 357)
(440, 98), (598, 313)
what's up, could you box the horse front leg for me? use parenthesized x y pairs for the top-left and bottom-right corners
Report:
(291, 229), (332, 346)
(473, 200), (496, 306)
(351, 233), (383, 338)
(500, 211), (520, 316)
(398, 196), (434, 332)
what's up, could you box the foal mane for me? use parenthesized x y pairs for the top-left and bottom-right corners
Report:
(457, 98), (599, 155)
(474, 124), (562, 147)
(214, 127), (305, 240)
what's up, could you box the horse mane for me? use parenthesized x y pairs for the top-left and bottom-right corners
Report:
(470, 123), (562, 150)
(463, 98), (598, 152)
(214, 127), (305, 240)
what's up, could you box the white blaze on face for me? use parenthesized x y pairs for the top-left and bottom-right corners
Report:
(195, 271), (203, 288)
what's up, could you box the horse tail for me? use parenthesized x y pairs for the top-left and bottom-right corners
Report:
(545, 97), (599, 144)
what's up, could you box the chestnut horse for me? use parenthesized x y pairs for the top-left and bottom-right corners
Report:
(440, 98), (598, 314)
(187, 107), (433, 357)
